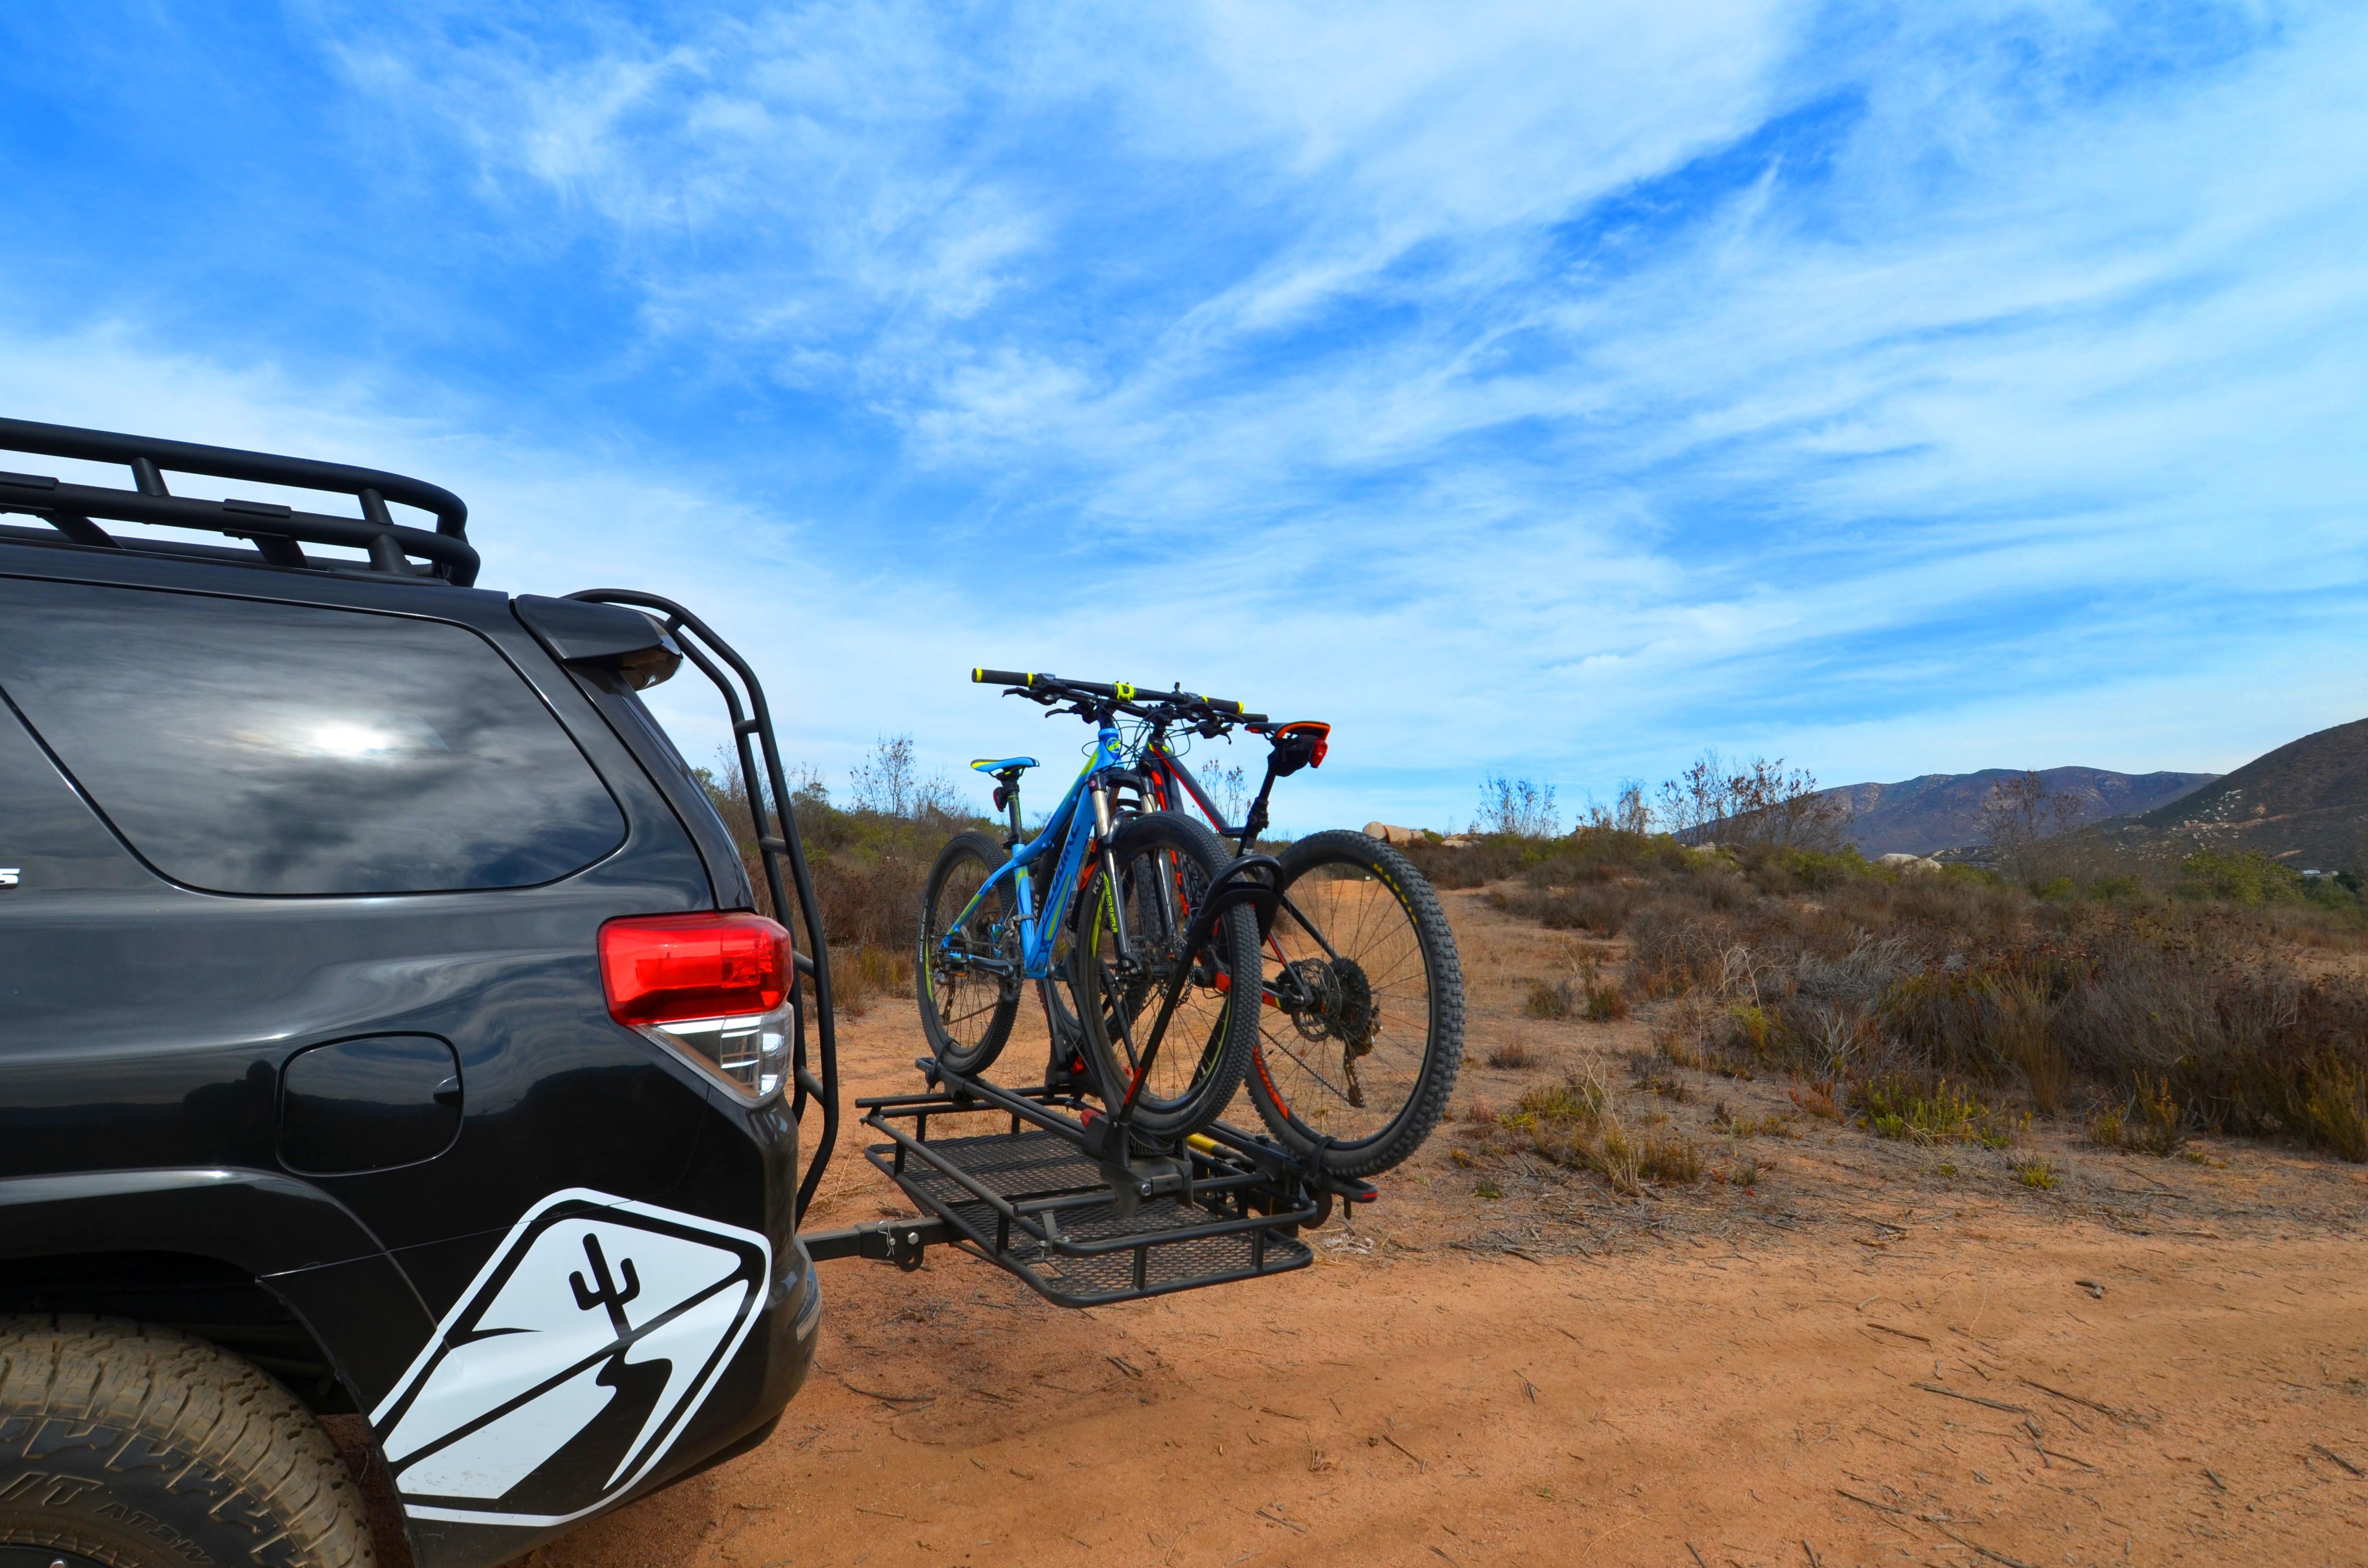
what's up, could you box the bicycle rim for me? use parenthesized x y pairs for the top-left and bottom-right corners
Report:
(919, 834), (1018, 1070)
(1079, 819), (1252, 1128)
(1254, 848), (1440, 1151)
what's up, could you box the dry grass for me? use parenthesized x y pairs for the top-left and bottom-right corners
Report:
(1486, 1041), (1543, 1069)
(2011, 1156), (2060, 1190)
(830, 943), (914, 1018)
(2089, 1077), (2187, 1157)
(1425, 826), (2368, 1162)
(1522, 980), (1574, 1021)
(1458, 1066), (1706, 1196)
(1851, 1074), (2021, 1148)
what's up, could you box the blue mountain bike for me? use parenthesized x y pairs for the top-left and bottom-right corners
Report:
(915, 677), (1264, 1138)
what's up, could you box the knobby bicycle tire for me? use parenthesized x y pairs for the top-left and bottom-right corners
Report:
(917, 829), (1023, 1076)
(1245, 829), (1464, 1177)
(1073, 811), (1262, 1138)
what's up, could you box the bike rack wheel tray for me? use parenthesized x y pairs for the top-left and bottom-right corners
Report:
(825, 1060), (1371, 1308)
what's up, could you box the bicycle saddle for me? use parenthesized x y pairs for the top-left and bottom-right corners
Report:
(970, 756), (1038, 774)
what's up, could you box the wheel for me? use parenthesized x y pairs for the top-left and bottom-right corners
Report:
(916, 829), (1023, 1076)
(1073, 811), (1262, 1138)
(0, 1315), (376, 1568)
(1245, 830), (1464, 1177)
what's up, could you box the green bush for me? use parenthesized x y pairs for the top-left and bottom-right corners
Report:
(2174, 849), (2306, 907)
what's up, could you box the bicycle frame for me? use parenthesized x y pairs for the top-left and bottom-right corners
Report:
(1134, 735), (1343, 969)
(944, 720), (1127, 979)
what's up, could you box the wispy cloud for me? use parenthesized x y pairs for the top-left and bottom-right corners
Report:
(2, 1), (2362, 827)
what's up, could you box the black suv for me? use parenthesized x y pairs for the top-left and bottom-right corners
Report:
(0, 420), (845, 1568)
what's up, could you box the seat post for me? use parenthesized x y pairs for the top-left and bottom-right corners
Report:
(999, 769), (1027, 845)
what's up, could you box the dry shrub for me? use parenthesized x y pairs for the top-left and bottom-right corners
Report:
(1490, 1069), (1703, 1194)
(828, 942), (913, 1018)
(1523, 980), (1574, 1021)
(1583, 972), (1629, 1021)
(809, 855), (927, 950)
(1788, 1083), (1842, 1120)
(1624, 910), (1736, 998)
(1487, 1040), (1542, 1068)
(1450, 807), (2368, 1162)
(2012, 1157), (2059, 1190)
(2087, 1104), (2126, 1149)
(1851, 1074), (2019, 1148)
(1715, 1103), (1798, 1139)
(2263, 1056), (2368, 1163)
(1525, 882), (1645, 937)
(1653, 1023), (1710, 1072)
(1638, 1135), (1704, 1183)
(1634, 1066), (1691, 1102)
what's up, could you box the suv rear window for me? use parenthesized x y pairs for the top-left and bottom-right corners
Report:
(0, 579), (626, 895)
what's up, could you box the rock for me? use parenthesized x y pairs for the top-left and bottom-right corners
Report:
(1875, 852), (1944, 874)
(1363, 822), (1428, 846)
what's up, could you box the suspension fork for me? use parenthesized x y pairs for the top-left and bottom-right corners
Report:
(1089, 777), (1135, 960)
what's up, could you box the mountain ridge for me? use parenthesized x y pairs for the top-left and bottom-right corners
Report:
(1822, 766), (2217, 857)
(2125, 716), (2368, 872)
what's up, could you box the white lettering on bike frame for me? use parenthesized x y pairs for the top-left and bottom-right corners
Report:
(370, 1188), (772, 1529)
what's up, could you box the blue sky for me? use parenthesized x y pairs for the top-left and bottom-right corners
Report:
(3, 1), (2362, 830)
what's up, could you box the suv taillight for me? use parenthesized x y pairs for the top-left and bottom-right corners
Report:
(601, 912), (792, 1099)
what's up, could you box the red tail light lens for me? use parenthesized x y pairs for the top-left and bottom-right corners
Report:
(602, 911), (789, 1023)
(601, 912), (793, 1099)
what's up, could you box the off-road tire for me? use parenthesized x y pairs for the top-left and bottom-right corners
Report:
(1074, 811), (1262, 1137)
(1246, 830), (1464, 1178)
(0, 1315), (376, 1568)
(917, 830), (1023, 1076)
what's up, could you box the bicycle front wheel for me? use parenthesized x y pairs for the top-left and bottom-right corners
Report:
(917, 829), (1022, 1077)
(1246, 829), (1464, 1177)
(1073, 811), (1261, 1138)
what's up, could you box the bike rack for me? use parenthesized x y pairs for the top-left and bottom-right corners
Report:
(804, 853), (1375, 1305)
(839, 1063), (1360, 1307)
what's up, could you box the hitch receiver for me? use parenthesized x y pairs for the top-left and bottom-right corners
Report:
(801, 1215), (952, 1272)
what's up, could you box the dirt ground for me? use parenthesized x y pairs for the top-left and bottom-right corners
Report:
(527, 888), (2368, 1568)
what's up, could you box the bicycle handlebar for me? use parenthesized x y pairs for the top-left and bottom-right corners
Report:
(971, 667), (1268, 726)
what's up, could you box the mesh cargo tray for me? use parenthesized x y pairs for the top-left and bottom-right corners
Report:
(858, 1077), (1318, 1307)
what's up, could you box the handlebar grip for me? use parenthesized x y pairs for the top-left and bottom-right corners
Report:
(973, 668), (1035, 687)
(1195, 694), (1246, 716)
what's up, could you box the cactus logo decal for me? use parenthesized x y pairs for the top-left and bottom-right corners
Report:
(372, 1189), (771, 1527)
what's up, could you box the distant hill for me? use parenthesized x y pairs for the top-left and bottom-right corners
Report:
(2126, 717), (2368, 872)
(1825, 767), (2217, 857)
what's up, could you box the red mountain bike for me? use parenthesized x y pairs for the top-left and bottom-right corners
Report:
(970, 673), (1464, 1179)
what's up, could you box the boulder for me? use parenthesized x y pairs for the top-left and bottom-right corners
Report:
(1363, 821), (1427, 847)
(1875, 852), (1944, 875)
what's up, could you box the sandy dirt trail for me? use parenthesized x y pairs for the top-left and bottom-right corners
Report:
(527, 893), (2368, 1568)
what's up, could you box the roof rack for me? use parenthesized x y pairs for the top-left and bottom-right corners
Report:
(0, 416), (478, 586)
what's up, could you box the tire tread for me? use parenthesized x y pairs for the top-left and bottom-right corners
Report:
(1255, 829), (1465, 1178)
(0, 1315), (375, 1568)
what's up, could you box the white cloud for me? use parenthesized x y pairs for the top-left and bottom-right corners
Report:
(8, 1), (2363, 831)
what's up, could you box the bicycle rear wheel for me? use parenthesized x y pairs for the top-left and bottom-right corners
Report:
(917, 829), (1022, 1076)
(1073, 811), (1261, 1138)
(1245, 829), (1463, 1177)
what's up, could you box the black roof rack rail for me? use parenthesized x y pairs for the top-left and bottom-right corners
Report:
(0, 416), (478, 586)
